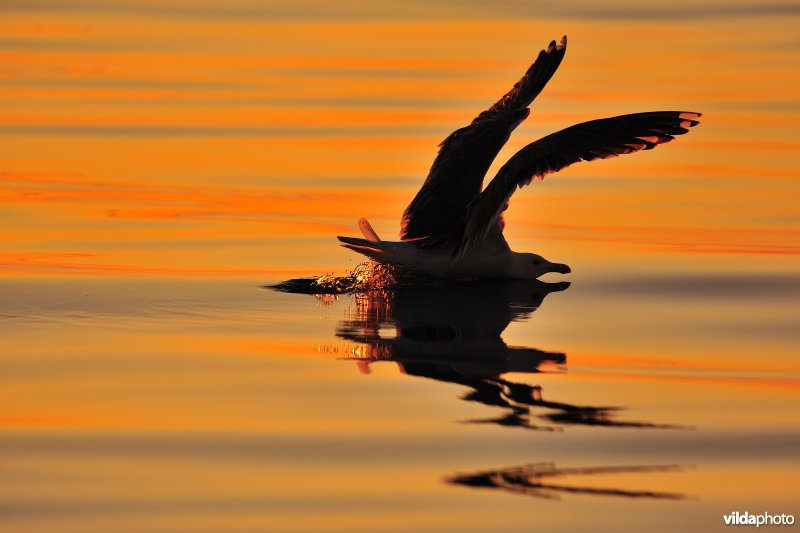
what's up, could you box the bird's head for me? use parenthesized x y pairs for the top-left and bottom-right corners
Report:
(510, 252), (571, 279)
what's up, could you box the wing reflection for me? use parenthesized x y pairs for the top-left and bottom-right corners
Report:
(448, 463), (688, 500)
(332, 279), (679, 431)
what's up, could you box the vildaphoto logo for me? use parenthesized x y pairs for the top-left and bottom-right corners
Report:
(723, 512), (795, 527)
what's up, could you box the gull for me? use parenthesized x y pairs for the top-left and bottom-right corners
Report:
(338, 36), (700, 279)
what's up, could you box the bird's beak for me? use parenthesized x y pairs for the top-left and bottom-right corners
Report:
(532, 280), (571, 293)
(548, 262), (571, 274)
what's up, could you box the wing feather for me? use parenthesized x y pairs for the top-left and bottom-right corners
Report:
(400, 36), (568, 240)
(450, 111), (701, 254)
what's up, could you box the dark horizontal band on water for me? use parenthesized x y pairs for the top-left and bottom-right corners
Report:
(0, 125), (446, 138)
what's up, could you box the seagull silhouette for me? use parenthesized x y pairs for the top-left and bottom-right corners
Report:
(338, 36), (700, 279)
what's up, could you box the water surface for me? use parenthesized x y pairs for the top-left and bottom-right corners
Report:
(1, 0), (799, 530)
(1, 271), (798, 532)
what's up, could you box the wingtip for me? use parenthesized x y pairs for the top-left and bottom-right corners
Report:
(546, 35), (567, 54)
(677, 111), (702, 128)
(357, 217), (381, 242)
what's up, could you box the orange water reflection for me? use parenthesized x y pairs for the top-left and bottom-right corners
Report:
(0, 273), (798, 533)
(2, 8), (800, 278)
(2, 2), (800, 532)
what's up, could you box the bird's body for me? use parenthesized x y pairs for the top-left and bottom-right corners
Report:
(339, 225), (570, 279)
(338, 36), (700, 279)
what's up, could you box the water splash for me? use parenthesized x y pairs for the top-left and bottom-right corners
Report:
(270, 262), (407, 294)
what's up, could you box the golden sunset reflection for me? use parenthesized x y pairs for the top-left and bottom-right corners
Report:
(2, 1), (799, 532)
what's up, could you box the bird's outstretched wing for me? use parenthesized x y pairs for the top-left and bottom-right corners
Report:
(400, 36), (567, 240)
(450, 111), (702, 255)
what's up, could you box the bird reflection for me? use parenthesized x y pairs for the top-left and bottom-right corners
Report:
(291, 277), (691, 500)
(332, 279), (679, 431)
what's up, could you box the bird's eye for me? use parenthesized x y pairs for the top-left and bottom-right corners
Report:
(533, 260), (541, 265)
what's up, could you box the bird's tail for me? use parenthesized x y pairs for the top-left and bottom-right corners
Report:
(338, 218), (389, 262)
(337, 235), (391, 263)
